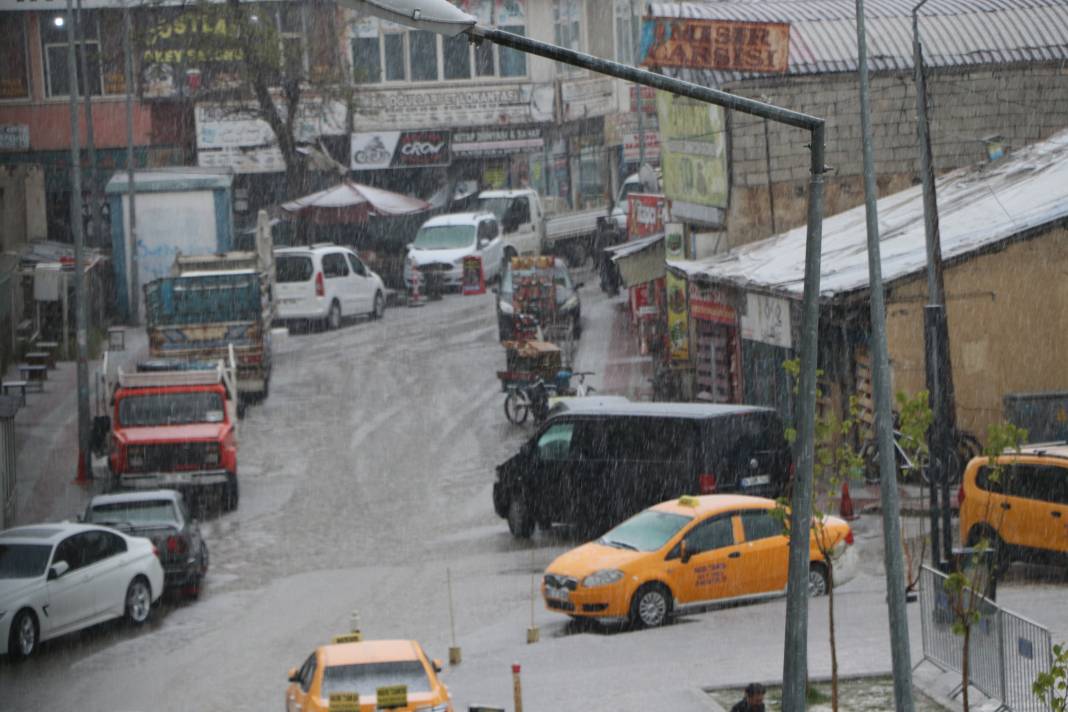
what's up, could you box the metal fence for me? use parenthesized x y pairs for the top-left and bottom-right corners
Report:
(919, 565), (1055, 711)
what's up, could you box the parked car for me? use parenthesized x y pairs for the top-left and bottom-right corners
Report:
(0, 522), (164, 659)
(495, 256), (582, 341)
(542, 494), (856, 628)
(959, 443), (1068, 572)
(275, 245), (387, 330)
(403, 212), (504, 290)
(83, 490), (209, 598)
(493, 401), (793, 538)
(286, 638), (452, 712)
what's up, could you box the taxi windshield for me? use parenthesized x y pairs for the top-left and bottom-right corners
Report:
(320, 661), (431, 697)
(599, 510), (692, 552)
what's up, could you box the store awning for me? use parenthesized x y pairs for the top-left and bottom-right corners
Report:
(280, 181), (430, 224)
(606, 233), (665, 288)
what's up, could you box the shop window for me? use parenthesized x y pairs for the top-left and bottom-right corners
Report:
(383, 33), (406, 81)
(443, 34), (471, 80)
(498, 26), (527, 77)
(0, 14), (31, 99)
(409, 30), (438, 81)
(42, 11), (103, 97)
(352, 36), (381, 83)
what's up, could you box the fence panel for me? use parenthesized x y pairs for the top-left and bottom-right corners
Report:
(1000, 608), (1054, 712)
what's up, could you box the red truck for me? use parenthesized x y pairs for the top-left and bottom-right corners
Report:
(103, 352), (240, 511)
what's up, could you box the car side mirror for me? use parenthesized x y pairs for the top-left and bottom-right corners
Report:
(49, 561), (70, 580)
(479, 238), (490, 249)
(287, 667), (300, 683)
(574, 282), (585, 290)
(680, 541), (693, 564)
(432, 658), (444, 673)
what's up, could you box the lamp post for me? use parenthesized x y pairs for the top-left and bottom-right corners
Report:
(338, 2), (827, 708)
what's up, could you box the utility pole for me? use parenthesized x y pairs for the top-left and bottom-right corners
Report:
(912, 0), (957, 571)
(66, 0), (91, 484)
(75, 0), (104, 251)
(124, 3), (140, 324)
(631, 0), (646, 168)
(855, 1), (915, 709)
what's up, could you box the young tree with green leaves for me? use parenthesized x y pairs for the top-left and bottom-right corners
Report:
(1033, 642), (1068, 711)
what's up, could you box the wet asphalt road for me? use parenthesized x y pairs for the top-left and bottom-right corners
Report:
(0, 286), (597, 711)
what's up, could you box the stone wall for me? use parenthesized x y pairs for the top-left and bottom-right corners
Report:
(723, 62), (1068, 247)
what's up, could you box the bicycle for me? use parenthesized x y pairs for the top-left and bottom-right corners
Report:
(861, 423), (981, 486)
(503, 370), (597, 426)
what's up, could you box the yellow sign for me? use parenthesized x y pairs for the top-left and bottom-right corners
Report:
(328, 692), (360, 712)
(656, 91), (727, 209)
(666, 271), (689, 362)
(678, 495), (699, 508)
(376, 685), (408, 708)
(331, 633), (363, 644)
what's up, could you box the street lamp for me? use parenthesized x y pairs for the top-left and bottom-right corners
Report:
(338, 1), (827, 707)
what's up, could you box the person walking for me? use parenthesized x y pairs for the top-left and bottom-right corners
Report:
(730, 683), (766, 712)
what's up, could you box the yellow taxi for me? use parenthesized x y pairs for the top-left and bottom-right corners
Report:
(542, 494), (857, 627)
(285, 637), (452, 712)
(959, 444), (1068, 570)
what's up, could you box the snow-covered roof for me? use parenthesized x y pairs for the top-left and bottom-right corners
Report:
(648, 0), (1068, 83)
(669, 128), (1068, 300)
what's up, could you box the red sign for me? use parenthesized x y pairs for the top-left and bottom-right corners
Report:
(462, 255), (485, 295)
(627, 193), (669, 240)
(641, 18), (790, 73)
(629, 85), (658, 113)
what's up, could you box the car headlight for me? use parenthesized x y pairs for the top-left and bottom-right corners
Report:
(127, 446), (144, 468)
(583, 569), (624, 588)
(562, 295), (579, 312)
(499, 300), (514, 316)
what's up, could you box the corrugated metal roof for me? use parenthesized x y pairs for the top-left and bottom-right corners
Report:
(668, 127), (1068, 299)
(647, 0), (1068, 82)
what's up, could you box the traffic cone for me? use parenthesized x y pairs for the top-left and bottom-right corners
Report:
(839, 481), (859, 521)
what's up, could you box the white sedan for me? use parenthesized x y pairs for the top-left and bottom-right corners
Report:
(0, 522), (164, 659)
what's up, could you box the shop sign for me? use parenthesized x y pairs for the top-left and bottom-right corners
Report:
(353, 84), (554, 131)
(623, 132), (661, 163)
(666, 271), (689, 361)
(453, 126), (543, 157)
(627, 193), (669, 240)
(741, 292), (792, 348)
(640, 17), (791, 73)
(664, 222), (685, 259)
(629, 85), (658, 113)
(0, 124), (29, 151)
(350, 130), (451, 170)
(656, 90), (727, 209)
(689, 283), (735, 324)
(561, 78), (615, 121)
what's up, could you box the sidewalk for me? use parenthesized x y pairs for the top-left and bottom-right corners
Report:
(573, 282), (654, 402)
(6, 327), (148, 527)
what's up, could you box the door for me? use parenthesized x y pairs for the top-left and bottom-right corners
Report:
(477, 219), (504, 280)
(738, 508), (790, 593)
(44, 534), (96, 635)
(287, 652), (317, 712)
(321, 252), (353, 313)
(81, 530), (129, 617)
(667, 513), (746, 605)
(504, 197), (538, 255)
(1026, 464), (1068, 555)
(530, 420), (581, 523)
(347, 252), (375, 312)
(997, 464), (1045, 548)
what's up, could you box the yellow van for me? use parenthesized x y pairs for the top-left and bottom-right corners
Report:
(542, 494), (857, 628)
(959, 444), (1068, 569)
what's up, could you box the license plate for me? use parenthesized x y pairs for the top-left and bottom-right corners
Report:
(741, 474), (771, 488)
(545, 586), (569, 603)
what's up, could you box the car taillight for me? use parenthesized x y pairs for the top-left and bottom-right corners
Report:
(315, 271), (325, 297)
(166, 535), (186, 555)
(699, 473), (717, 494)
(845, 528), (854, 546)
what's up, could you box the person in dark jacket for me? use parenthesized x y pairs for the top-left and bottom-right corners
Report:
(730, 682), (766, 712)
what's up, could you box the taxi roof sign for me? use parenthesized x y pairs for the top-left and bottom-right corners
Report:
(678, 495), (700, 507)
(328, 692), (359, 712)
(376, 684), (408, 708)
(332, 632), (363, 644)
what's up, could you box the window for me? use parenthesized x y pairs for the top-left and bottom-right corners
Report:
(346, 253), (366, 276)
(1035, 465), (1068, 505)
(741, 510), (783, 542)
(443, 34), (471, 80)
(42, 12), (101, 97)
(383, 33), (406, 81)
(553, 0), (582, 75)
(0, 544), (52, 579)
(498, 26), (526, 76)
(409, 30), (438, 81)
(0, 14), (31, 99)
(352, 34), (382, 83)
(321, 661), (431, 697)
(298, 653), (317, 693)
(53, 535), (86, 572)
(276, 255), (314, 283)
(89, 500), (179, 526)
(81, 530), (125, 567)
(118, 392), (225, 427)
(322, 253), (350, 279)
(614, 0), (636, 64)
(537, 422), (575, 461)
(477, 220), (498, 244)
(684, 515), (734, 555)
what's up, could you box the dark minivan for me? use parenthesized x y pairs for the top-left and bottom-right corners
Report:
(493, 401), (793, 538)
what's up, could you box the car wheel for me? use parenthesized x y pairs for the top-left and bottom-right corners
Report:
(222, 474), (239, 512)
(808, 563), (830, 597)
(967, 525), (1009, 578)
(503, 390), (531, 425)
(125, 577), (153, 625)
(371, 291), (385, 320)
(507, 492), (535, 538)
(327, 300), (342, 330)
(8, 609), (38, 660)
(629, 583), (672, 628)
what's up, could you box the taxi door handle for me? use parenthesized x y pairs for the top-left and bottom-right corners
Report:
(1000, 502), (1011, 510)
(1053, 511), (1063, 518)
(728, 551), (742, 558)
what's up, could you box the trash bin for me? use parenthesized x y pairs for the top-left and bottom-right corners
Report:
(951, 546), (997, 601)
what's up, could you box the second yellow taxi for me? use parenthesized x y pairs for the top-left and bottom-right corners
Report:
(542, 494), (858, 627)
